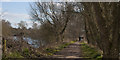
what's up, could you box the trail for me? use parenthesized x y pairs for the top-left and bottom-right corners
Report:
(52, 41), (83, 58)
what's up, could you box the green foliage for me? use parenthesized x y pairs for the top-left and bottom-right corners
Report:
(58, 40), (76, 50)
(47, 53), (53, 55)
(23, 48), (29, 55)
(7, 52), (24, 58)
(81, 43), (102, 59)
(70, 40), (76, 44)
(58, 43), (69, 49)
(45, 48), (56, 53)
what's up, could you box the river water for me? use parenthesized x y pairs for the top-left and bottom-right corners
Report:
(13, 36), (46, 48)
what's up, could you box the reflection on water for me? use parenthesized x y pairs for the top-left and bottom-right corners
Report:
(13, 36), (46, 48)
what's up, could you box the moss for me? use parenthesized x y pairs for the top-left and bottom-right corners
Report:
(80, 43), (102, 59)
(70, 41), (76, 44)
(46, 48), (54, 53)
(59, 43), (69, 49)
(47, 53), (53, 55)
(96, 55), (102, 59)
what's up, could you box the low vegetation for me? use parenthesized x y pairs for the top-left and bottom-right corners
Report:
(80, 42), (102, 59)
(2, 40), (76, 59)
(7, 51), (24, 58)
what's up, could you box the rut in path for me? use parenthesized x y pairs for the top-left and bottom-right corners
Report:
(52, 41), (83, 58)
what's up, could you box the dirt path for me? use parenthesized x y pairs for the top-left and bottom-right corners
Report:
(52, 41), (83, 58)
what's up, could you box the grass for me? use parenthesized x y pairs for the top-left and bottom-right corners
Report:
(23, 48), (29, 55)
(45, 43), (69, 55)
(80, 42), (102, 59)
(9, 52), (24, 58)
(3, 48), (29, 59)
(45, 40), (76, 56)
(6, 51), (24, 58)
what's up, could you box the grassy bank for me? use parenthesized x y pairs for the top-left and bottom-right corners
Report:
(2, 47), (44, 59)
(80, 42), (102, 59)
(2, 40), (77, 59)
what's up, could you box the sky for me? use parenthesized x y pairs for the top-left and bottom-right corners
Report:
(2, 2), (33, 28)
(0, 2), (1, 9)
(1, 1), (61, 28)
(1, 0), (61, 28)
(1, 0), (118, 28)
(1, 0), (119, 2)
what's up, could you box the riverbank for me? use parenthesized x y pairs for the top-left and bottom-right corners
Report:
(2, 37), (77, 59)
(2, 37), (102, 59)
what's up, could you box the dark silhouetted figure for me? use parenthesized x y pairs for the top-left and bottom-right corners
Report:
(79, 37), (84, 41)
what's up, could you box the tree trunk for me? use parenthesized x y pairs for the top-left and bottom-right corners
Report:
(103, 49), (119, 60)
(82, 2), (120, 59)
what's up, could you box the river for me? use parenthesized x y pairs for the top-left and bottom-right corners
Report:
(13, 36), (46, 48)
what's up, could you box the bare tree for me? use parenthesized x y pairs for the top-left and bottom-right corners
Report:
(30, 2), (76, 42)
(18, 21), (28, 29)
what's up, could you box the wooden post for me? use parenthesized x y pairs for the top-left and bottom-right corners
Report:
(3, 39), (7, 54)
(4, 40), (6, 52)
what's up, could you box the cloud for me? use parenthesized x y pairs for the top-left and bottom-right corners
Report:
(3, 12), (32, 27)
(1, 0), (35, 2)
(0, 8), (2, 11)
(4, 12), (30, 20)
(1, 0), (12, 2)
(3, 12), (41, 28)
(58, 0), (75, 2)
(0, 8), (2, 12)
(12, 20), (33, 28)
